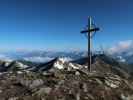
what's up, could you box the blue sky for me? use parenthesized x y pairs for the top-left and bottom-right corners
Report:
(0, 0), (133, 51)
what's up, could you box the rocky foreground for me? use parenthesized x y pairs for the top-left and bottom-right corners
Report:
(0, 54), (132, 100)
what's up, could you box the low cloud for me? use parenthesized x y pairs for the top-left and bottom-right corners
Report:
(0, 54), (13, 62)
(108, 40), (133, 54)
(24, 57), (54, 63)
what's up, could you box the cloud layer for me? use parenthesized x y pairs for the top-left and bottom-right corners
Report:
(108, 40), (133, 54)
(24, 57), (54, 63)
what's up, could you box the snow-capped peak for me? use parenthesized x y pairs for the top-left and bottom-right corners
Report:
(54, 57), (67, 69)
(54, 57), (85, 70)
(16, 61), (29, 69)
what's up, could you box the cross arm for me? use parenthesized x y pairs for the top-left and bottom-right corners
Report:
(81, 27), (100, 34)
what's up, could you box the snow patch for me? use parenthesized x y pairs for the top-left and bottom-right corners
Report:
(17, 62), (29, 69)
(54, 57), (85, 70)
(54, 57), (72, 69)
(54, 61), (64, 69)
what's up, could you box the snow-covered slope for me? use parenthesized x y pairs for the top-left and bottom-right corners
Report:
(0, 60), (30, 72)
(32, 57), (87, 72)
(54, 57), (87, 70)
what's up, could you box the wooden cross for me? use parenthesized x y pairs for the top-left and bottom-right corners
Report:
(81, 17), (100, 72)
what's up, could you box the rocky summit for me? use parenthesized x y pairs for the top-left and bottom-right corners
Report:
(0, 54), (132, 100)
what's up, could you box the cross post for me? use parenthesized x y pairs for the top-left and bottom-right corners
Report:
(81, 17), (100, 72)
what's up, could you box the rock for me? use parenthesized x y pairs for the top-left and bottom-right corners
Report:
(8, 97), (18, 100)
(0, 89), (3, 93)
(121, 94), (133, 100)
(105, 76), (121, 88)
(30, 79), (44, 89)
(75, 71), (80, 76)
(36, 87), (52, 95)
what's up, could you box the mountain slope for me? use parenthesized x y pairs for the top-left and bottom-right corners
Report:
(32, 57), (87, 72)
(0, 60), (31, 72)
(0, 54), (132, 99)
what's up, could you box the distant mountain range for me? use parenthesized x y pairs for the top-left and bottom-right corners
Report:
(0, 53), (132, 75)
